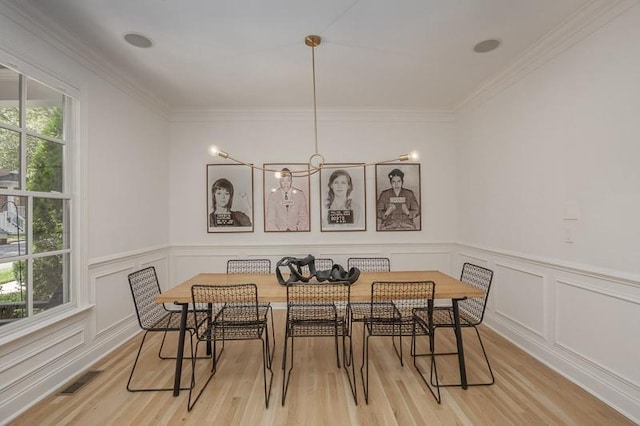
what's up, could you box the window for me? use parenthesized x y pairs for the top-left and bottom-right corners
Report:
(0, 64), (71, 327)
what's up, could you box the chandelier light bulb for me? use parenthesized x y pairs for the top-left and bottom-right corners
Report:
(209, 145), (229, 158)
(409, 151), (419, 161)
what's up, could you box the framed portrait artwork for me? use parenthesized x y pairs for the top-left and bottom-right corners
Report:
(263, 163), (311, 232)
(319, 164), (366, 232)
(375, 163), (421, 231)
(207, 164), (254, 233)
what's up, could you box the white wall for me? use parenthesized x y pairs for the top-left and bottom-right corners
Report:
(87, 80), (171, 259)
(169, 109), (458, 250)
(456, 4), (640, 421)
(0, 3), (172, 422)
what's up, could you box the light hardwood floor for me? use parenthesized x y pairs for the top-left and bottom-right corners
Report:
(11, 310), (632, 425)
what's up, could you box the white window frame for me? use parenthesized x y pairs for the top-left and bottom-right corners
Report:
(0, 55), (81, 340)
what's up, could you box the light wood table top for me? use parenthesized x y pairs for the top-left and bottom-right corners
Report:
(156, 270), (485, 304)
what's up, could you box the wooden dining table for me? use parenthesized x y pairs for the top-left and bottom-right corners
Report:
(156, 270), (485, 396)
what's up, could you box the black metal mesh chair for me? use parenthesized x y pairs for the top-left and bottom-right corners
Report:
(281, 282), (357, 406)
(347, 257), (390, 272)
(127, 266), (198, 392)
(227, 258), (271, 274)
(188, 283), (274, 411)
(226, 258), (275, 352)
(360, 281), (438, 403)
(414, 263), (494, 387)
(349, 257), (391, 324)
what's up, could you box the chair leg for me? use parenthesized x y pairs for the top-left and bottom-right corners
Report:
(430, 325), (495, 387)
(281, 330), (294, 406)
(157, 329), (170, 359)
(360, 324), (370, 404)
(471, 325), (495, 385)
(264, 314), (273, 370)
(391, 322), (404, 367)
(412, 318), (441, 404)
(342, 329), (358, 405)
(127, 331), (194, 393)
(157, 329), (208, 361)
(187, 339), (216, 411)
(156, 312), (176, 360)
(267, 306), (276, 366)
(211, 332), (226, 373)
(334, 322), (341, 368)
(260, 333), (274, 408)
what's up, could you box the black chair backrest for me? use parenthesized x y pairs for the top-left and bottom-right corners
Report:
(227, 259), (271, 274)
(191, 283), (261, 331)
(128, 266), (167, 329)
(370, 280), (435, 320)
(458, 263), (493, 325)
(347, 257), (390, 272)
(367, 281), (435, 336)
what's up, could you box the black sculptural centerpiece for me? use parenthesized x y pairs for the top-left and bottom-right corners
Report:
(275, 255), (360, 286)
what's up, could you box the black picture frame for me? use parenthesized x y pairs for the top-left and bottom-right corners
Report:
(263, 163), (311, 232)
(207, 164), (254, 233)
(375, 163), (421, 231)
(319, 164), (366, 232)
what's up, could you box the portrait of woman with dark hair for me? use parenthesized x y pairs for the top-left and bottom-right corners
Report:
(209, 178), (252, 227)
(376, 167), (420, 231)
(320, 165), (366, 231)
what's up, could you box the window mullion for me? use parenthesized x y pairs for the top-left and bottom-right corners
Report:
(26, 196), (33, 316)
(19, 75), (27, 191)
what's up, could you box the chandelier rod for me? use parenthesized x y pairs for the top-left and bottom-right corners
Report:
(308, 35), (320, 155)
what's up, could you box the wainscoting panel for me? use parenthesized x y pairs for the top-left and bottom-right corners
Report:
(555, 279), (640, 389)
(93, 265), (137, 337)
(494, 262), (545, 337)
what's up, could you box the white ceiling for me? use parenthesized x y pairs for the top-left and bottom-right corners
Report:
(17, 0), (591, 110)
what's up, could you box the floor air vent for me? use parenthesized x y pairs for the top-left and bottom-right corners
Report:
(60, 370), (102, 394)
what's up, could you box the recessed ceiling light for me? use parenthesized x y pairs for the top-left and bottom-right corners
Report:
(473, 39), (501, 53)
(123, 32), (153, 48)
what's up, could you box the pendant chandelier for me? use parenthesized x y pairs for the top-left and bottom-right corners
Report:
(209, 35), (418, 177)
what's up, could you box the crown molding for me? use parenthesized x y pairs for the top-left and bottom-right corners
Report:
(170, 107), (455, 123)
(455, 0), (638, 112)
(1, 0), (170, 118)
(0, 46), (80, 99)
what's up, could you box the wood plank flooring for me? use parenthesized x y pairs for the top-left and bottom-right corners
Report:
(10, 310), (633, 425)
